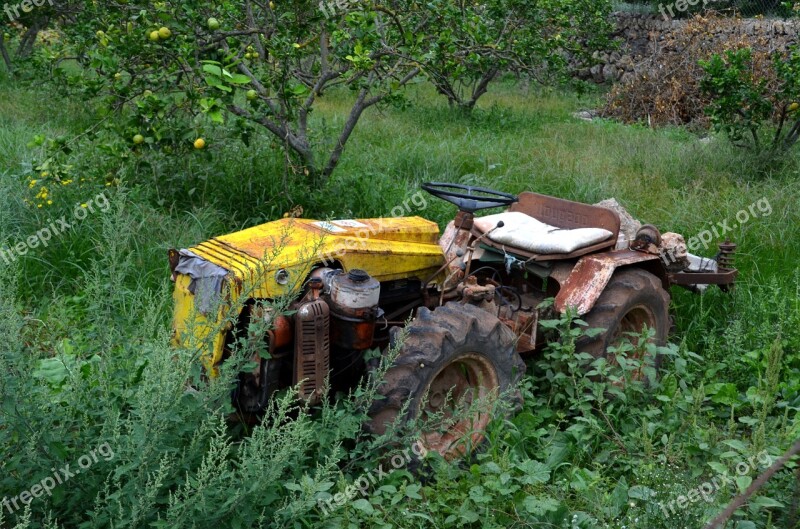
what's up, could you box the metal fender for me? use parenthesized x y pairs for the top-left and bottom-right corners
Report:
(554, 249), (667, 316)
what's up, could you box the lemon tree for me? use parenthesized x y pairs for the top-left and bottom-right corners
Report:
(46, 0), (615, 184)
(52, 0), (441, 185)
(419, 0), (613, 111)
(701, 45), (800, 153)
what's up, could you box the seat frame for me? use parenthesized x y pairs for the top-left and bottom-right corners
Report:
(471, 192), (621, 262)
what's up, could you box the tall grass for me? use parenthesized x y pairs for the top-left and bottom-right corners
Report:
(0, 74), (798, 528)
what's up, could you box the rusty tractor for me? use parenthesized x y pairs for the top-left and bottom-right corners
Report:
(169, 183), (737, 457)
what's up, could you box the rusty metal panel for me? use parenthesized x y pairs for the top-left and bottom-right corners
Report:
(668, 270), (738, 286)
(554, 250), (661, 316)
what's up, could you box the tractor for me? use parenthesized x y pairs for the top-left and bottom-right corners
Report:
(169, 183), (737, 457)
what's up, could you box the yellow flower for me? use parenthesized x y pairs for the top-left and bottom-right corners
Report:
(80, 203), (88, 208)
(41, 171), (49, 177)
(47, 200), (53, 205)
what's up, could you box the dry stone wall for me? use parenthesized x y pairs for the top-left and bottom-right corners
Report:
(579, 13), (800, 83)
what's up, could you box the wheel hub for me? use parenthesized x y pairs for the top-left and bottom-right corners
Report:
(419, 353), (499, 459)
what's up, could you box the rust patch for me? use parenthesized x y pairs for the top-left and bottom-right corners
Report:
(554, 250), (661, 315)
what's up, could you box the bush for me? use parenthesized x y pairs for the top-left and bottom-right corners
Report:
(701, 45), (800, 155)
(602, 15), (775, 129)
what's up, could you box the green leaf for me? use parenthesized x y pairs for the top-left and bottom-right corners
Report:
(202, 64), (223, 76)
(33, 357), (71, 385)
(405, 484), (422, 500)
(708, 462), (728, 474)
(517, 460), (550, 484)
(523, 495), (560, 515)
(735, 475), (752, 493)
(722, 439), (748, 453)
(352, 499), (373, 513)
(706, 383), (739, 406)
(228, 74), (252, 85)
(628, 485), (656, 501)
(749, 496), (784, 509)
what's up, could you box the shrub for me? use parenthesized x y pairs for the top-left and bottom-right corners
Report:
(602, 15), (774, 129)
(701, 45), (800, 154)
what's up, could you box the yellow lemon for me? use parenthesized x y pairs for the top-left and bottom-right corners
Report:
(194, 138), (206, 150)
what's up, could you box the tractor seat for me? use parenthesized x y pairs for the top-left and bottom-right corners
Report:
(473, 211), (614, 259)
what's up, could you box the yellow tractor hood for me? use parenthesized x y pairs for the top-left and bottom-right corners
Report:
(171, 215), (445, 370)
(186, 216), (446, 300)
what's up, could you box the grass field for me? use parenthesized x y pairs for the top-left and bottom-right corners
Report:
(0, 72), (798, 528)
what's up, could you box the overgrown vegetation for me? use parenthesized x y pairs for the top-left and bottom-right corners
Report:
(1, 14), (799, 529)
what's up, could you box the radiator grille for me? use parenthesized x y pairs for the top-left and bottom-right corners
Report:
(294, 300), (330, 403)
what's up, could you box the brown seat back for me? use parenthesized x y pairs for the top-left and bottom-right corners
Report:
(510, 192), (620, 244)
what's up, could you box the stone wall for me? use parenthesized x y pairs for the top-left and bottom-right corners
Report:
(579, 12), (800, 84)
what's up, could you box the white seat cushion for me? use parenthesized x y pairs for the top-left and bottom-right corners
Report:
(473, 211), (613, 255)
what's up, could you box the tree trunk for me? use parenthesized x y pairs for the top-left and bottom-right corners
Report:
(466, 68), (499, 112)
(16, 16), (47, 58)
(320, 88), (371, 182)
(0, 38), (13, 75)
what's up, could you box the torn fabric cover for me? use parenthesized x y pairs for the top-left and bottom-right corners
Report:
(174, 249), (229, 314)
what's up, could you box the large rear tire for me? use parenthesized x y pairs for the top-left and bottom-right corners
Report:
(367, 303), (526, 459)
(577, 268), (670, 380)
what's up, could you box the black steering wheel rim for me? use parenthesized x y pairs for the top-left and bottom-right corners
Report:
(421, 182), (518, 213)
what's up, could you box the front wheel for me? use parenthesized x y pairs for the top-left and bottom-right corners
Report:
(367, 303), (526, 459)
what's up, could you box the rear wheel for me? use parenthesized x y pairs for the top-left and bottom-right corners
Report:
(367, 303), (526, 459)
(577, 268), (670, 381)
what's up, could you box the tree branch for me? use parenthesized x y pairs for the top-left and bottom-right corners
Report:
(704, 438), (800, 529)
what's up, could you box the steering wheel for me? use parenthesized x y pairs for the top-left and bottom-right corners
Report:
(421, 182), (518, 213)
